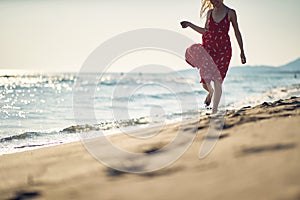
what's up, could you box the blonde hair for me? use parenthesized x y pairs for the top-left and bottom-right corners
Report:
(200, 0), (213, 18)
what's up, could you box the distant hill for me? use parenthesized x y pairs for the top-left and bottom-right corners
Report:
(278, 58), (300, 71)
(179, 57), (300, 73)
(230, 65), (275, 71)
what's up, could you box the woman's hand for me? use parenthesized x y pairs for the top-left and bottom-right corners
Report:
(180, 21), (190, 28)
(241, 51), (246, 64)
(180, 21), (206, 34)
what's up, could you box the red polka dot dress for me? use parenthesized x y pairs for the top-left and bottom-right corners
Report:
(185, 10), (232, 84)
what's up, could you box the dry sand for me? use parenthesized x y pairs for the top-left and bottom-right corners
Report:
(1, 97), (300, 200)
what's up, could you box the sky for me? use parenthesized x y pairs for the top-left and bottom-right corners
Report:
(0, 0), (299, 72)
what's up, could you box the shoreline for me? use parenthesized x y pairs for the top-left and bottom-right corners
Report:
(1, 96), (300, 199)
(1, 95), (299, 157)
(1, 83), (300, 156)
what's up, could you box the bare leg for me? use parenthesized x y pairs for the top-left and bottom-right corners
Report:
(202, 83), (214, 106)
(212, 80), (222, 114)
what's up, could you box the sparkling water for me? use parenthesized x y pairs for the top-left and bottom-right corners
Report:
(0, 67), (299, 154)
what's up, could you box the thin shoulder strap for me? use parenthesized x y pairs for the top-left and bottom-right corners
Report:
(208, 9), (213, 18)
(226, 7), (230, 21)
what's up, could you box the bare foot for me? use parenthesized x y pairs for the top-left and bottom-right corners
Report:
(204, 92), (213, 107)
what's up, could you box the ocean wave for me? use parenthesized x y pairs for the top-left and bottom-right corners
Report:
(61, 116), (151, 133)
(0, 131), (44, 142)
(1, 69), (299, 155)
(14, 141), (63, 149)
(109, 90), (205, 101)
(0, 116), (151, 143)
(0, 109), (202, 144)
(228, 84), (300, 109)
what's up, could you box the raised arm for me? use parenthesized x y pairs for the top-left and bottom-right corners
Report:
(180, 10), (211, 35)
(230, 9), (246, 64)
(180, 21), (206, 34)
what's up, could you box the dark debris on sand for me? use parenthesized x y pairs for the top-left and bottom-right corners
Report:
(197, 96), (300, 131)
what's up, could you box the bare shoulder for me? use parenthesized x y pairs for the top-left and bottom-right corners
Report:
(228, 8), (237, 17)
(227, 7), (237, 21)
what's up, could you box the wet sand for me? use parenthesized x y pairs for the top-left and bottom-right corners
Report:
(1, 97), (300, 200)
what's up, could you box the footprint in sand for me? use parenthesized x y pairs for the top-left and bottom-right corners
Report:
(8, 190), (41, 200)
(239, 143), (296, 156)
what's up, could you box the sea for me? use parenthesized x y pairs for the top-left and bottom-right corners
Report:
(1, 66), (300, 155)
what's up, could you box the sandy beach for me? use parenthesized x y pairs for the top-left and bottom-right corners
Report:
(1, 97), (300, 200)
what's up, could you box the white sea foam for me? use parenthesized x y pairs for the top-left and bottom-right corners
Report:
(0, 68), (299, 154)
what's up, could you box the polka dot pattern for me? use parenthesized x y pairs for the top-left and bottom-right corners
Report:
(185, 12), (232, 84)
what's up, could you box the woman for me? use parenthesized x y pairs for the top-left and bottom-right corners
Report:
(181, 0), (246, 114)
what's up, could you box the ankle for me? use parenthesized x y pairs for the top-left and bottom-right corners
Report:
(212, 108), (218, 114)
